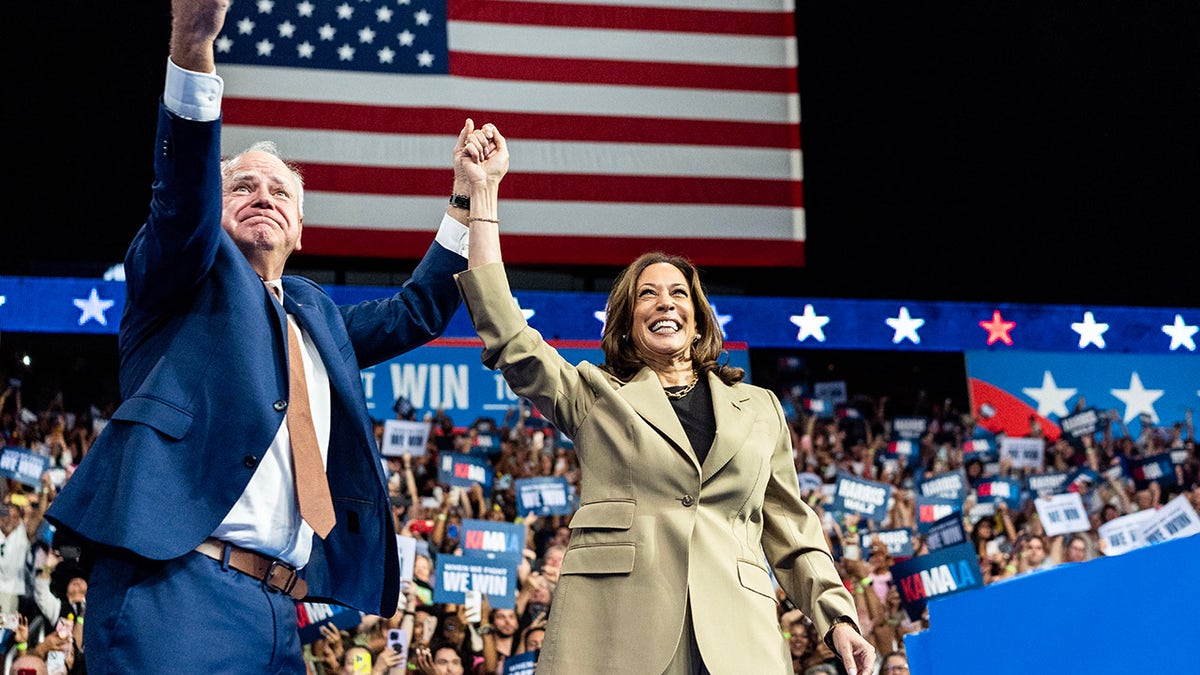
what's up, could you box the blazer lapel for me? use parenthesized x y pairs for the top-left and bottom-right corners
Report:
(619, 368), (700, 473)
(702, 376), (754, 483)
(282, 281), (354, 403)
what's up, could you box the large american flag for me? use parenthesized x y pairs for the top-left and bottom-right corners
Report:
(215, 0), (803, 267)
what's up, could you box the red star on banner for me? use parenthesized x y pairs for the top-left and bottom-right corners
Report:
(979, 310), (1016, 345)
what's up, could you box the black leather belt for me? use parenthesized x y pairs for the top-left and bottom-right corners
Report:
(194, 537), (308, 600)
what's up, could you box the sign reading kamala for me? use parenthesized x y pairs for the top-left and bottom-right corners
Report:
(831, 473), (892, 521)
(459, 519), (527, 559)
(892, 542), (983, 618)
(514, 477), (575, 517)
(974, 477), (1024, 509)
(296, 602), (364, 645)
(438, 453), (494, 495)
(433, 551), (521, 610)
(916, 496), (963, 534)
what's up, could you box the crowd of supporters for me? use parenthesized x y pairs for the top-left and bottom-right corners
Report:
(1, 357), (1196, 675)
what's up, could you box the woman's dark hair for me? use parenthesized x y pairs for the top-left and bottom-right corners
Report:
(599, 251), (744, 386)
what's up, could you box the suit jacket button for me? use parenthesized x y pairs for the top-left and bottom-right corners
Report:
(274, 399), (287, 411)
(243, 455), (259, 469)
(681, 495), (695, 507)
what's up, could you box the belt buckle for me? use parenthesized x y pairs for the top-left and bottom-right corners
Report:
(264, 558), (299, 596)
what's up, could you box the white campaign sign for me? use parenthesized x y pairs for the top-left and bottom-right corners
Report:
(1000, 437), (1045, 469)
(1035, 492), (1090, 536)
(1097, 509), (1159, 556)
(382, 419), (432, 457)
(1140, 495), (1200, 545)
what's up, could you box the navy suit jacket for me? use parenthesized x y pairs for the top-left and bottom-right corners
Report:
(46, 103), (465, 617)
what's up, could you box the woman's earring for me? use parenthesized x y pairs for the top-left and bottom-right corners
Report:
(620, 334), (628, 342)
(693, 334), (701, 343)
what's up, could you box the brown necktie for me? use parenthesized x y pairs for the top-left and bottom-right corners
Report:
(275, 285), (336, 538)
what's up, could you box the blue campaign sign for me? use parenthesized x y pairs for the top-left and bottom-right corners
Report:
(916, 470), (968, 502)
(502, 650), (538, 675)
(514, 476), (575, 517)
(459, 519), (527, 558)
(296, 602), (364, 644)
(432, 551), (521, 609)
(860, 528), (914, 559)
(831, 473), (892, 521)
(892, 542), (983, 619)
(0, 447), (50, 488)
(1027, 471), (1070, 497)
(891, 416), (929, 441)
(975, 477), (1023, 509)
(357, 338), (751, 431)
(916, 496), (963, 534)
(438, 452), (494, 494)
(924, 513), (968, 552)
(1133, 453), (1178, 489)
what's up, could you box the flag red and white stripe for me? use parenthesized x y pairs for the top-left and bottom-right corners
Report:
(217, 0), (804, 266)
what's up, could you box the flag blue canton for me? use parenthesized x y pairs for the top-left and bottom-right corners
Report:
(215, 0), (448, 74)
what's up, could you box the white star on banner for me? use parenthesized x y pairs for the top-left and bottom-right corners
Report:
(1070, 311), (1109, 349)
(1161, 314), (1198, 351)
(1110, 372), (1165, 424)
(513, 297), (535, 321)
(73, 288), (115, 326)
(594, 310), (608, 338)
(1022, 370), (1078, 418)
(789, 304), (829, 343)
(885, 306), (925, 344)
(710, 304), (733, 339)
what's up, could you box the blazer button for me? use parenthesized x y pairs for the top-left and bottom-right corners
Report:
(274, 399), (287, 412)
(681, 495), (695, 507)
(243, 455), (259, 469)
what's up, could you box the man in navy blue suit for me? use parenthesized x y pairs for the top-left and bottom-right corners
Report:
(45, 1), (499, 671)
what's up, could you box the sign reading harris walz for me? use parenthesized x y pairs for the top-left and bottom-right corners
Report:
(358, 340), (751, 429)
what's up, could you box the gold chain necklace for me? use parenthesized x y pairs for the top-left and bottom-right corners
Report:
(664, 374), (699, 400)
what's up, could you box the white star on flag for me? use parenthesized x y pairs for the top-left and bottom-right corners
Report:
(885, 306), (925, 344)
(789, 304), (830, 343)
(73, 288), (115, 326)
(1022, 370), (1078, 418)
(594, 310), (608, 338)
(1161, 314), (1198, 351)
(1110, 372), (1165, 424)
(710, 304), (733, 339)
(1070, 311), (1109, 349)
(513, 297), (535, 321)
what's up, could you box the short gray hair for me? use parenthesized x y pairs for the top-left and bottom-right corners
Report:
(220, 140), (305, 216)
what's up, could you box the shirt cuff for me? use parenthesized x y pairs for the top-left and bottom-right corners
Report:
(434, 213), (470, 258)
(164, 57), (224, 122)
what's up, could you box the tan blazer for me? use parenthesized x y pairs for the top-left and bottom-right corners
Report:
(457, 264), (856, 674)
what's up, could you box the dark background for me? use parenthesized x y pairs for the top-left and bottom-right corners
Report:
(4, 2), (1197, 413)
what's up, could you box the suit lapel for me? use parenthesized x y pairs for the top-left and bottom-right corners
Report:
(282, 280), (353, 403)
(702, 377), (754, 483)
(619, 368), (700, 473)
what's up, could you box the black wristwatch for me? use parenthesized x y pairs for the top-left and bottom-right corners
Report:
(449, 193), (470, 210)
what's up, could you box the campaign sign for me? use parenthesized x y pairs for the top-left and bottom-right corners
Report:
(1026, 471), (1070, 497)
(798, 472), (824, 494)
(0, 447), (49, 488)
(917, 470), (968, 502)
(1097, 509), (1159, 557)
(471, 431), (503, 456)
(1065, 468), (1100, 493)
(892, 416), (929, 441)
(396, 535), (417, 584)
(884, 440), (917, 457)
(975, 477), (1023, 509)
(831, 473), (892, 521)
(961, 439), (999, 467)
(432, 551), (521, 609)
(381, 419), (431, 457)
(297, 602), (364, 644)
(924, 513), (968, 552)
(1060, 408), (1102, 440)
(813, 380), (848, 404)
(916, 496), (962, 534)
(502, 650), (538, 675)
(438, 452), (495, 494)
(459, 519), (527, 559)
(514, 476), (574, 517)
(861, 528), (914, 559)
(999, 437), (1045, 470)
(1132, 453), (1178, 489)
(1141, 494), (1200, 545)
(1034, 493), (1090, 537)
(892, 543), (983, 619)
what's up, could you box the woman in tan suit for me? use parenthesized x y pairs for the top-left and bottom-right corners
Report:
(452, 122), (874, 675)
